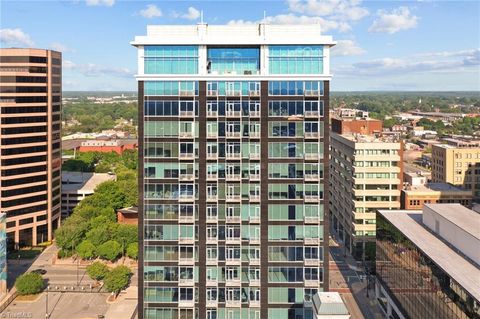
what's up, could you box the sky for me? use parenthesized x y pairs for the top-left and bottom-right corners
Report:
(1, 0), (479, 91)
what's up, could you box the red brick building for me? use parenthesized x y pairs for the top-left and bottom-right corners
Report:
(331, 117), (383, 135)
(78, 139), (137, 154)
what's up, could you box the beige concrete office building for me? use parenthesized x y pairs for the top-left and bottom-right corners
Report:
(330, 133), (402, 262)
(0, 48), (62, 248)
(431, 144), (480, 200)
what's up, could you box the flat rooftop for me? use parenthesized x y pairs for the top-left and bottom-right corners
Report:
(334, 132), (400, 144)
(132, 23), (336, 46)
(378, 209), (480, 302)
(425, 204), (480, 240)
(62, 172), (116, 193)
(405, 183), (471, 193)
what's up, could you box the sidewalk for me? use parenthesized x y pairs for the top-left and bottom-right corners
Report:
(105, 286), (138, 319)
(329, 236), (386, 319)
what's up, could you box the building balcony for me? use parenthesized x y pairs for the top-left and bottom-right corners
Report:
(226, 153), (242, 160)
(304, 153), (319, 160)
(179, 194), (195, 202)
(179, 89), (195, 97)
(206, 258), (218, 266)
(226, 174), (241, 181)
(304, 259), (319, 266)
(207, 133), (218, 139)
(304, 132), (320, 139)
(179, 132), (195, 138)
(249, 237), (260, 245)
(249, 131), (260, 138)
(226, 194), (241, 202)
(304, 237), (320, 245)
(226, 131), (241, 138)
(304, 174), (320, 181)
(249, 153), (260, 160)
(206, 278), (217, 286)
(206, 215), (218, 223)
(304, 279), (319, 287)
(249, 194), (260, 202)
(249, 110), (260, 117)
(304, 195), (319, 202)
(304, 90), (320, 97)
(206, 300), (218, 308)
(249, 300), (261, 307)
(226, 216), (241, 223)
(249, 259), (260, 266)
(179, 153), (195, 160)
(178, 257), (195, 266)
(249, 216), (260, 224)
(304, 216), (319, 224)
(179, 174), (195, 181)
(178, 300), (195, 308)
(179, 237), (195, 245)
(225, 279), (241, 287)
(207, 89), (218, 96)
(226, 110), (242, 117)
(225, 259), (241, 266)
(179, 111), (195, 117)
(226, 237), (241, 245)
(249, 278), (260, 287)
(207, 173), (218, 181)
(304, 111), (319, 117)
(178, 215), (195, 223)
(206, 237), (218, 245)
(226, 90), (242, 97)
(225, 300), (242, 308)
(207, 194), (218, 202)
(207, 153), (218, 160)
(207, 110), (218, 118)
(249, 174), (260, 181)
(249, 90), (260, 97)
(178, 278), (195, 286)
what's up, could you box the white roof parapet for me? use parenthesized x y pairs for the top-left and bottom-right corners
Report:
(131, 23), (336, 46)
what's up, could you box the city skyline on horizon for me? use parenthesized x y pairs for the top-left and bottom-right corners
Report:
(0, 0), (479, 92)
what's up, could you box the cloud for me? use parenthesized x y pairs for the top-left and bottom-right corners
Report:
(338, 49), (480, 76)
(228, 0), (368, 33)
(369, 7), (418, 34)
(0, 28), (34, 47)
(331, 40), (366, 56)
(228, 14), (351, 33)
(63, 60), (134, 78)
(287, 0), (369, 21)
(172, 7), (200, 20)
(139, 4), (162, 18)
(50, 42), (74, 53)
(85, 0), (114, 6)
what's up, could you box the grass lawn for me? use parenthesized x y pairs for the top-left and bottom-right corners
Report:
(7, 247), (43, 260)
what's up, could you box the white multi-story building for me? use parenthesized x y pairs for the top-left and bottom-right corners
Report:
(132, 23), (335, 319)
(330, 132), (402, 262)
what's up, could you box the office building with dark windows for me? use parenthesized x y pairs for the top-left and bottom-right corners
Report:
(132, 24), (335, 319)
(376, 204), (480, 319)
(0, 48), (62, 249)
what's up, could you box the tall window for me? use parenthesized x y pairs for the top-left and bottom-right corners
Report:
(144, 46), (198, 74)
(207, 47), (260, 75)
(269, 46), (323, 74)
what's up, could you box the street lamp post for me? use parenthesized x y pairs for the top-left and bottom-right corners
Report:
(45, 286), (50, 318)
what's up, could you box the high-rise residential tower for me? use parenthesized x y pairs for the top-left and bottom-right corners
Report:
(132, 24), (335, 319)
(0, 48), (62, 249)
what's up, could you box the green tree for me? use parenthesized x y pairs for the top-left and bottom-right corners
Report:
(15, 273), (44, 295)
(86, 261), (110, 281)
(126, 242), (138, 260)
(96, 240), (122, 261)
(103, 265), (131, 294)
(76, 239), (96, 260)
(54, 214), (89, 252)
(113, 224), (138, 249)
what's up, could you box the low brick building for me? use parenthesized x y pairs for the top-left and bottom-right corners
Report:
(401, 183), (473, 210)
(117, 206), (138, 224)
